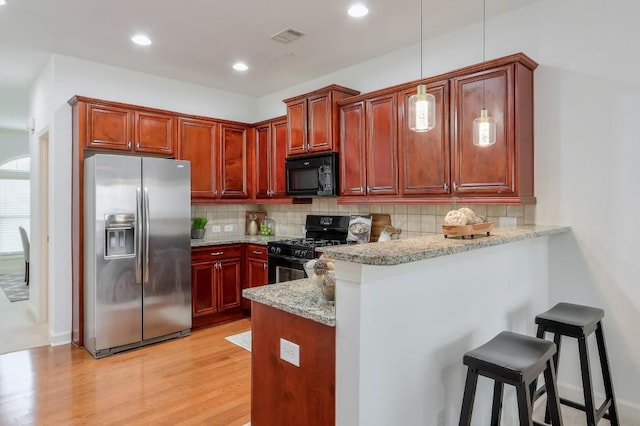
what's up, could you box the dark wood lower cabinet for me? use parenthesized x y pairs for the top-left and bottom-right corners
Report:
(251, 302), (335, 426)
(243, 244), (268, 311)
(191, 245), (244, 329)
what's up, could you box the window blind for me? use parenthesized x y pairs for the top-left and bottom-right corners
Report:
(0, 179), (30, 254)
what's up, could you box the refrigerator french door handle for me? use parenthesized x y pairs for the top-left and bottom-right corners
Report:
(136, 187), (143, 284)
(144, 187), (150, 284)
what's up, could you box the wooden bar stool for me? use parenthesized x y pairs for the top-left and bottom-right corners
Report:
(532, 302), (619, 426)
(459, 331), (563, 426)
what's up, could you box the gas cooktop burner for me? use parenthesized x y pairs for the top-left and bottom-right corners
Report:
(267, 216), (351, 259)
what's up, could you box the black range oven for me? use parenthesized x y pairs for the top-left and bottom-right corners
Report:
(267, 215), (350, 284)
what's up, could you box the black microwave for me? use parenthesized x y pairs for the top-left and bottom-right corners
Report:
(286, 152), (339, 197)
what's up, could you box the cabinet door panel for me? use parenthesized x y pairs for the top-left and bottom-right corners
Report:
(220, 124), (248, 199)
(244, 257), (268, 310)
(178, 118), (217, 199)
(286, 99), (307, 156)
(452, 65), (514, 195)
(308, 94), (331, 152)
(366, 94), (398, 195)
(192, 262), (217, 316)
(219, 258), (242, 311)
(339, 102), (366, 196)
(398, 81), (450, 195)
(255, 125), (270, 198)
(86, 104), (132, 151)
(135, 111), (175, 155)
(271, 119), (288, 198)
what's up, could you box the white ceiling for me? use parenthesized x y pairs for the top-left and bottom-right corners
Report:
(0, 0), (542, 99)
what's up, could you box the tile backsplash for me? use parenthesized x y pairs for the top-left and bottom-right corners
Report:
(191, 198), (536, 238)
(192, 199), (535, 240)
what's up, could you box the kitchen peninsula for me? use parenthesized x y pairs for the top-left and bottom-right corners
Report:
(243, 225), (570, 425)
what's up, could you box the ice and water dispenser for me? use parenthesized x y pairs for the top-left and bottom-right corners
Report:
(104, 213), (135, 259)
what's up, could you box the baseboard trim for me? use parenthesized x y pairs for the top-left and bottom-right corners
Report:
(49, 331), (71, 347)
(558, 381), (640, 424)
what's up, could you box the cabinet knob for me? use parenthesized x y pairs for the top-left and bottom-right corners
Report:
(127, 141), (132, 149)
(136, 142), (140, 150)
(366, 185), (371, 193)
(213, 190), (218, 196)
(453, 182), (458, 191)
(443, 182), (449, 192)
(263, 262), (268, 270)
(221, 189), (225, 196)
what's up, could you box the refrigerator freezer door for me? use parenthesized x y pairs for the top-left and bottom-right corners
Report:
(141, 157), (192, 340)
(85, 154), (143, 353)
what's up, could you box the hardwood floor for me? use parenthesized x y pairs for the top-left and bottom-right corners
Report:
(0, 318), (252, 425)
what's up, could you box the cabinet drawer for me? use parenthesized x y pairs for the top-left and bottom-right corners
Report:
(246, 244), (268, 259)
(192, 245), (242, 262)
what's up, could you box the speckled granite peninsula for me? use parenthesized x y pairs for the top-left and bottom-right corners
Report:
(243, 279), (335, 326)
(190, 234), (285, 247)
(319, 225), (570, 266)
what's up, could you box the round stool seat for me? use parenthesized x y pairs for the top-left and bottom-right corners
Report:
(535, 302), (604, 337)
(464, 331), (556, 384)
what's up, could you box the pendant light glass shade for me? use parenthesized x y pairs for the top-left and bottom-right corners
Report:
(408, 84), (436, 132)
(473, 108), (496, 146)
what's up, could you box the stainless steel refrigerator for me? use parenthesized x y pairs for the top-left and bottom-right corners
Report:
(84, 154), (192, 358)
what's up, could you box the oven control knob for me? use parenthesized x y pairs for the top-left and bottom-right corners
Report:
(276, 247), (281, 254)
(302, 250), (308, 257)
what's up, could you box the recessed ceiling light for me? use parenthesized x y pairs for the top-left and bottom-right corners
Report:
(348, 3), (369, 18)
(131, 34), (152, 46)
(233, 62), (249, 72)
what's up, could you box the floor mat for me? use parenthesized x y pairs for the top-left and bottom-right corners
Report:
(0, 273), (29, 302)
(225, 330), (251, 352)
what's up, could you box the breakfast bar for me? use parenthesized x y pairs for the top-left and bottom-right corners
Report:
(244, 225), (570, 425)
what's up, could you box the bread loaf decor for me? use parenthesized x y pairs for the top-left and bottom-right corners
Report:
(442, 207), (493, 239)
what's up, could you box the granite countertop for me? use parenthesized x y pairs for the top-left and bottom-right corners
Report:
(191, 235), (290, 248)
(319, 225), (571, 266)
(243, 279), (336, 327)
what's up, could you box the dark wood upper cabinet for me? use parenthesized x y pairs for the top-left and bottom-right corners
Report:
(177, 119), (250, 201)
(84, 101), (176, 156)
(339, 94), (398, 197)
(255, 124), (271, 198)
(255, 117), (289, 199)
(365, 94), (398, 196)
(134, 110), (175, 155)
(338, 52), (536, 204)
(177, 118), (218, 200)
(398, 81), (451, 196)
(86, 103), (133, 151)
(286, 99), (307, 156)
(285, 85), (359, 157)
(450, 60), (535, 202)
(219, 123), (248, 199)
(339, 101), (366, 196)
(451, 65), (513, 195)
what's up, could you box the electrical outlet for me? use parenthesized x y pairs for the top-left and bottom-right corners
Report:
(280, 338), (300, 367)
(211, 225), (221, 233)
(224, 224), (234, 232)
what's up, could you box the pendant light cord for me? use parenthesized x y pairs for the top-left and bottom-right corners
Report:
(420, 0), (423, 80)
(482, 0), (486, 109)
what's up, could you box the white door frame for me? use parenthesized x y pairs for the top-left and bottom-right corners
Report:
(33, 128), (49, 323)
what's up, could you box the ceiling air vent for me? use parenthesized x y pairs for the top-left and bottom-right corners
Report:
(270, 28), (306, 44)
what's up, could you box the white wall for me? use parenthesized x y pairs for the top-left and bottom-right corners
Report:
(0, 128), (29, 163)
(258, 0), (640, 417)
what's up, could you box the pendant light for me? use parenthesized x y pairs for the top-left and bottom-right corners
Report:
(408, 0), (435, 132)
(473, 0), (496, 146)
